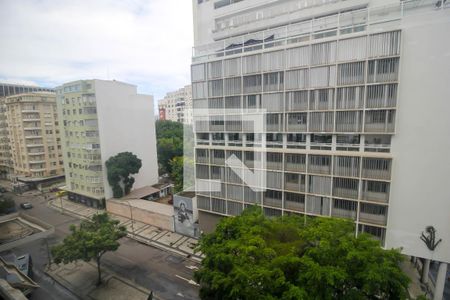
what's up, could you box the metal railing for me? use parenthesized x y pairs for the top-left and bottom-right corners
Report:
(193, 0), (446, 61)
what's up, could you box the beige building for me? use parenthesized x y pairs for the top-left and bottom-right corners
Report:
(4, 92), (63, 179)
(0, 83), (54, 179)
(158, 85), (192, 124)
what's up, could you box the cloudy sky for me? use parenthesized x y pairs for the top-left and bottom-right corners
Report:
(0, 0), (193, 102)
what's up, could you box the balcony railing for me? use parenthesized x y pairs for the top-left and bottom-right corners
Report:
(361, 169), (391, 180)
(264, 197), (282, 208)
(193, 1), (427, 61)
(266, 161), (282, 170)
(308, 165), (331, 175)
(333, 187), (358, 199)
(332, 208), (357, 220)
(285, 162), (306, 173)
(359, 212), (387, 226)
(285, 200), (305, 212)
(361, 191), (389, 203)
(285, 181), (306, 193)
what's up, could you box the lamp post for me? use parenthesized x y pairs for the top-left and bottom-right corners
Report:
(125, 200), (135, 238)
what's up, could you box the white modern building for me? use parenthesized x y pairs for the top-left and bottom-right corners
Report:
(158, 85), (193, 124)
(56, 80), (159, 208)
(191, 0), (450, 298)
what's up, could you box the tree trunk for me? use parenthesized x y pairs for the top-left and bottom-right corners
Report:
(96, 255), (102, 286)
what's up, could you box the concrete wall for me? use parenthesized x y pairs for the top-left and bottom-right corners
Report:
(198, 210), (223, 234)
(106, 200), (174, 231)
(94, 80), (159, 200)
(387, 10), (450, 263)
(0, 213), (54, 252)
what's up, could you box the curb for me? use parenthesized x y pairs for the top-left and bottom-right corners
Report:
(45, 262), (163, 300)
(130, 233), (202, 263)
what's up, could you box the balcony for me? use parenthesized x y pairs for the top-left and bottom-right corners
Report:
(285, 162), (306, 173)
(359, 212), (387, 226)
(284, 200), (305, 212)
(211, 157), (225, 165)
(266, 161), (282, 170)
(333, 187), (358, 199)
(361, 191), (389, 203)
(308, 165), (331, 175)
(263, 197), (282, 208)
(364, 123), (395, 133)
(332, 208), (357, 220)
(196, 156), (209, 164)
(286, 123), (307, 132)
(361, 169), (391, 180)
(285, 181), (306, 193)
(29, 160), (46, 164)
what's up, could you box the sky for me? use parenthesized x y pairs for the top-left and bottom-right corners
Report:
(0, 0), (194, 103)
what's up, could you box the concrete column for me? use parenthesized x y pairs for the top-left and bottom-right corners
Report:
(421, 258), (430, 284)
(433, 262), (448, 300)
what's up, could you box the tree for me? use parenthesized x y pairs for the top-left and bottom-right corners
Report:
(194, 207), (410, 300)
(169, 156), (194, 193)
(0, 195), (15, 215)
(105, 152), (142, 198)
(169, 156), (184, 193)
(51, 213), (126, 286)
(155, 120), (183, 174)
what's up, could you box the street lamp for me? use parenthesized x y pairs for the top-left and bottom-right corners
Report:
(124, 200), (135, 238)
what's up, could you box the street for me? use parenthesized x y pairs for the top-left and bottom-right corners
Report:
(2, 188), (200, 300)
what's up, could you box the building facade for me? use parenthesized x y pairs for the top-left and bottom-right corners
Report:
(158, 85), (193, 124)
(0, 83), (55, 179)
(191, 0), (450, 277)
(4, 92), (63, 179)
(56, 80), (159, 208)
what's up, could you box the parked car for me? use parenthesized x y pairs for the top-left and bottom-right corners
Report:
(20, 203), (33, 209)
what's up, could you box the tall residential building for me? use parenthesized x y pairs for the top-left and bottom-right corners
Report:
(56, 80), (159, 208)
(0, 83), (55, 179)
(191, 0), (450, 289)
(4, 92), (63, 179)
(158, 85), (193, 124)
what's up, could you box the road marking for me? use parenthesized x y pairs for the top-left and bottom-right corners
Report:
(186, 265), (199, 270)
(175, 274), (200, 286)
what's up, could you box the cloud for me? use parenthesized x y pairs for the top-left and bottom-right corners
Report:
(0, 0), (194, 100)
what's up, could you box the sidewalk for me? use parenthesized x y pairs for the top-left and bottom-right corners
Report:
(46, 260), (156, 300)
(48, 198), (203, 262)
(400, 259), (431, 299)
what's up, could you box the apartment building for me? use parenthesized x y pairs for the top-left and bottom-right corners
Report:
(3, 92), (63, 179)
(0, 83), (55, 179)
(56, 80), (159, 208)
(158, 85), (193, 124)
(191, 0), (450, 295)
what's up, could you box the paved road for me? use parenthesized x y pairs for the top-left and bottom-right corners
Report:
(3, 189), (200, 300)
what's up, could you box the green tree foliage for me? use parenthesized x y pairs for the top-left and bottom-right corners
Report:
(105, 152), (142, 198)
(169, 156), (184, 193)
(194, 207), (410, 300)
(169, 156), (194, 193)
(51, 213), (126, 286)
(155, 120), (183, 174)
(0, 194), (15, 214)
